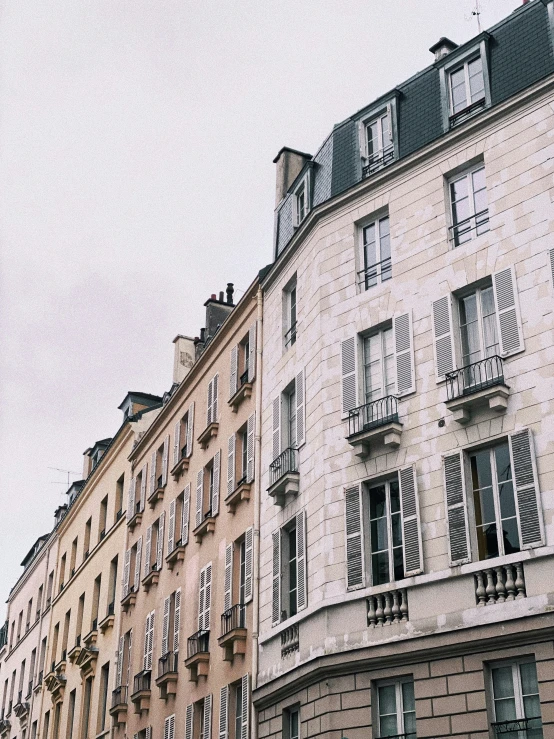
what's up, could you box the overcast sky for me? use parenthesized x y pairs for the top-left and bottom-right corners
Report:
(0, 0), (517, 610)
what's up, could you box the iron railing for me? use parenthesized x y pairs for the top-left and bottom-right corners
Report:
(269, 447), (298, 487)
(347, 396), (399, 438)
(362, 144), (395, 178)
(35, 670), (43, 688)
(26, 679), (33, 699)
(132, 671), (151, 695)
(116, 508), (124, 521)
(492, 717), (543, 737)
(375, 734), (416, 739)
(358, 256), (392, 290)
(111, 685), (128, 708)
(239, 368), (249, 387)
(187, 629), (210, 659)
(99, 528), (106, 541)
(221, 604), (246, 636)
(445, 355), (504, 401)
(449, 97), (486, 126)
(107, 601), (115, 617)
(449, 208), (489, 246)
(158, 651), (179, 677)
(284, 322), (297, 348)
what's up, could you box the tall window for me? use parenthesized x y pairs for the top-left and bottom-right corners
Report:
(361, 216), (391, 289)
(459, 284), (499, 374)
(239, 540), (246, 606)
(448, 56), (485, 119)
(376, 679), (416, 738)
(81, 677), (92, 739)
(449, 164), (489, 246)
(284, 283), (297, 349)
(287, 525), (298, 618)
(363, 327), (395, 413)
(364, 111), (393, 174)
(97, 662), (110, 732)
(491, 660), (543, 738)
(67, 689), (76, 739)
(235, 682), (243, 739)
(293, 176), (309, 227)
(287, 387), (297, 449)
(287, 708), (299, 739)
(369, 477), (403, 586)
(471, 443), (520, 560)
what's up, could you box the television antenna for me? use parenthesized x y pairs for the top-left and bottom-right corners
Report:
(48, 467), (81, 488)
(472, 0), (482, 32)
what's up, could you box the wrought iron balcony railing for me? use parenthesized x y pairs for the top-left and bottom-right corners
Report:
(158, 651), (179, 677)
(445, 355), (504, 401)
(284, 321), (297, 348)
(491, 717), (543, 737)
(362, 144), (395, 178)
(347, 396), (399, 438)
(111, 685), (128, 708)
(107, 601), (115, 617)
(449, 96), (486, 126)
(132, 671), (151, 695)
(187, 629), (210, 659)
(221, 604), (246, 637)
(269, 447), (298, 487)
(449, 208), (489, 246)
(239, 368), (249, 387)
(358, 257), (392, 290)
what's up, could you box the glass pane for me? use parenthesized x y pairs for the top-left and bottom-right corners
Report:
(290, 711), (299, 739)
(379, 685), (397, 715)
(372, 551), (389, 585)
(402, 681), (415, 712)
(364, 224), (377, 273)
(379, 715), (398, 737)
(393, 546), (404, 581)
(390, 480), (400, 513)
(520, 661), (539, 696)
(498, 482), (516, 519)
(379, 218), (391, 259)
(494, 697), (518, 723)
(370, 486), (386, 519)
(524, 694), (541, 719)
(471, 450), (493, 491)
(371, 518), (388, 553)
(450, 67), (467, 113)
(392, 514), (402, 547)
(381, 114), (391, 146)
(501, 517), (520, 555)
(367, 121), (378, 157)
(495, 445), (512, 483)
(492, 666), (515, 700)
(468, 57), (485, 101)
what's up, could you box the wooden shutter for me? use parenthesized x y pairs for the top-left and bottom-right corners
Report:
(144, 526), (153, 575)
(295, 370), (305, 446)
(493, 266), (524, 356)
(162, 434), (170, 487)
(212, 450), (221, 515)
(398, 465), (423, 576)
(134, 537), (142, 592)
(126, 477), (136, 522)
(142, 613), (150, 671)
(549, 248), (554, 289)
(116, 635), (124, 686)
(394, 312), (416, 396)
(246, 413), (255, 483)
(509, 429), (544, 549)
(212, 374), (219, 423)
(271, 530), (281, 626)
(126, 629), (133, 685)
(248, 323), (256, 382)
(207, 378), (213, 426)
(204, 563), (212, 630)
(241, 674), (249, 739)
(224, 543), (233, 612)
(173, 588), (181, 653)
(296, 510), (307, 611)
(227, 434), (236, 497)
(156, 512), (165, 570)
(198, 566), (206, 631)
(186, 402), (194, 455)
(149, 450), (157, 498)
(345, 484), (364, 589)
(230, 345), (238, 398)
(204, 694), (213, 739)
(168, 499), (176, 554)
(196, 469), (204, 529)
(147, 611), (155, 670)
(182, 484), (190, 545)
(162, 596), (171, 656)
(173, 420), (181, 467)
(341, 337), (358, 414)
(272, 397), (281, 461)
(164, 715), (175, 739)
(244, 526), (253, 604)
(219, 685), (229, 739)
(122, 549), (131, 598)
(432, 296), (455, 380)
(140, 463), (148, 512)
(185, 705), (193, 739)
(443, 451), (471, 565)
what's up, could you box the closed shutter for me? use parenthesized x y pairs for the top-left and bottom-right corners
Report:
(173, 421), (181, 467)
(144, 526), (153, 575)
(271, 531), (281, 626)
(173, 589), (181, 653)
(244, 526), (253, 604)
(432, 296), (455, 380)
(204, 563), (212, 630)
(345, 484), (364, 589)
(134, 538), (142, 591)
(186, 402), (194, 456)
(212, 374), (219, 424)
(240, 674), (249, 739)
(156, 512), (165, 570)
(219, 685), (229, 739)
(204, 694), (213, 739)
(227, 434), (236, 497)
(147, 611), (155, 670)
(394, 312), (416, 396)
(272, 397), (281, 461)
(443, 451), (471, 565)
(122, 549), (131, 598)
(207, 378), (213, 426)
(116, 635), (124, 686)
(196, 469), (204, 529)
(248, 323), (256, 382)
(164, 715), (175, 739)
(341, 337), (358, 414)
(246, 413), (255, 483)
(142, 614), (150, 671)
(296, 510), (307, 611)
(398, 465), (423, 576)
(230, 345), (238, 398)
(149, 451), (157, 498)
(185, 705), (193, 739)
(168, 499), (176, 554)
(549, 248), (554, 288)
(140, 463), (148, 512)
(493, 266), (524, 356)
(509, 429), (544, 548)
(162, 596), (171, 656)
(145, 728), (152, 739)
(295, 370), (305, 446)
(224, 543), (233, 612)
(162, 434), (170, 487)
(212, 450), (221, 515)
(126, 477), (136, 522)
(126, 629), (133, 686)
(182, 484), (190, 545)
(198, 567), (206, 631)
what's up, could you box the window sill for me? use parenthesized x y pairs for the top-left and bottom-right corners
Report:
(142, 568), (160, 593)
(184, 651), (210, 682)
(127, 510), (142, 531)
(218, 626), (248, 662)
(170, 455), (190, 481)
(166, 543), (186, 571)
(193, 516), (216, 543)
(147, 485), (165, 509)
(197, 422), (219, 450)
(225, 480), (251, 513)
(228, 381), (253, 412)
(98, 613), (115, 634)
(267, 472), (299, 507)
(121, 588), (137, 613)
(346, 421), (403, 459)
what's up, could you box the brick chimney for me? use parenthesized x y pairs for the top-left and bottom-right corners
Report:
(273, 147), (312, 206)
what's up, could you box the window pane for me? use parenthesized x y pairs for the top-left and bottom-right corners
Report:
(392, 514), (402, 547)
(450, 67), (467, 113)
(378, 684), (397, 716)
(393, 546), (404, 581)
(390, 480), (400, 513)
(471, 449), (493, 491)
(370, 485), (387, 519)
(492, 666), (515, 699)
(495, 445), (512, 483)
(520, 661), (539, 696)
(372, 551), (389, 585)
(371, 517), (388, 553)
(468, 57), (485, 101)
(501, 517), (520, 555)
(367, 121), (378, 157)
(402, 681), (415, 712)
(498, 481), (516, 519)
(380, 114), (391, 147)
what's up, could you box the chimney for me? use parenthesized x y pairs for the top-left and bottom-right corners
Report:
(429, 37), (458, 61)
(82, 449), (93, 479)
(204, 287), (235, 342)
(226, 283), (234, 305)
(273, 147), (312, 206)
(172, 335), (196, 384)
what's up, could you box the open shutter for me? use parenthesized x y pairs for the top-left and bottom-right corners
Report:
(509, 429), (544, 548)
(198, 567), (206, 631)
(204, 563), (212, 630)
(116, 635), (124, 687)
(443, 451), (471, 565)
(207, 378), (213, 426)
(272, 397), (281, 461)
(185, 705), (193, 739)
(244, 526), (253, 604)
(341, 337), (358, 415)
(248, 323), (256, 382)
(493, 266), (524, 356)
(173, 588), (181, 653)
(173, 421), (181, 467)
(246, 413), (255, 483)
(156, 512), (165, 570)
(144, 526), (152, 575)
(549, 248), (554, 288)
(212, 374), (219, 423)
(345, 484), (364, 589)
(212, 450), (221, 515)
(149, 451), (157, 499)
(134, 537), (142, 591)
(145, 729), (152, 739)
(126, 477), (136, 522)
(227, 434), (236, 497)
(219, 685), (229, 739)
(224, 543), (233, 612)
(432, 296), (455, 380)
(182, 485), (190, 545)
(394, 312), (416, 396)
(127, 630), (133, 685)
(140, 463), (148, 512)
(295, 370), (305, 446)
(164, 715), (175, 739)
(187, 402), (194, 455)
(204, 694), (213, 739)
(162, 435), (170, 487)
(122, 549), (131, 598)
(230, 345), (238, 398)
(272, 530), (281, 626)
(168, 499), (176, 554)
(196, 470), (204, 529)
(143, 614), (150, 670)
(148, 611), (155, 670)
(398, 465), (423, 576)
(241, 674), (250, 739)
(296, 511), (307, 611)
(162, 596), (170, 656)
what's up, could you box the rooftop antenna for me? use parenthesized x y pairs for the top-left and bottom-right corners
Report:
(472, 0), (482, 33)
(48, 467), (80, 488)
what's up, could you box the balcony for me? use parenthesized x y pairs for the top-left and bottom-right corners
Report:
(68, 635), (82, 663)
(198, 421), (219, 450)
(166, 539), (186, 571)
(75, 644), (99, 679)
(170, 445), (190, 481)
(284, 322), (297, 349)
(84, 619), (98, 647)
(449, 207), (489, 247)
(156, 651), (179, 699)
(99, 601), (115, 633)
(44, 670), (66, 704)
(148, 475), (165, 508)
(445, 356), (509, 424)
(229, 370), (253, 412)
(128, 501), (143, 531)
(121, 584), (137, 613)
(0, 717), (10, 736)
(185, 630), (210, 682)
(109, 685), (128, 725)
(142, 563), (160, 592)
(367, 588), (409, 627)
(280, 624), (299, 659)
(218, 604), (247, 662)
(358, 256), (392, 291)
(346, 396), (402, 458)
(491, 718), (542, 737)
(449, 96), (486, 128)
(131, 671), (152, 714)
(267, 447), (299, 506)
(362, 143), (395, 178)
(194, 510), (216, 543)
(225, 476), (251, 513)
(474, 562), (526, 606)
(33, 671), (43, 694)
(13, 691), (29, 720)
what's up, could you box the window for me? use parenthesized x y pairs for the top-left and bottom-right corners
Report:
(369, 477), (403, 585)
(190, 695), (212, 739)
(76, 594), (85, 645)
(283, 278), (297, 349)
(363, 326), (395, 405)
(97, 662), (110, 732)
(149, 435), (170, 500)
(115, 473), (125, 518)
(108, 556), (118, 612)
(81, 677), (92, 739)
(168, 486), (190, 553)
(235, 682), (243, 739)
(143, 611), (155, 672)
(53, 701), (62, 739)
(26, 598), (33, 631)
(226, 418), (255, 500)
(272, 513), (306, 625)
(223, 531), (253, 627)
(448, 55), (485, 122)
(115, 629), (133, 689)
(36, 586), (43, 620)
(84, 519), (91, 558)
(46, 571), (54, 605)
(161, 589), (181, 657)
(67, 689), (76, 739)
(459, 283), (499, 368)
(284, 707), (300, 739)
(229, 325), (256, 399)
(123, 536), (143, 597)
(98, 496), (107, 540)
(59, 554), (66, 591)
(449, 164), (489, 246)
(376, 678), (416, 738)
(490, 659), (543, 737)
(91, 575), (101, 629)
(61, 610), (70, 658)
(70, 537), (77, 575)
(145, 512), (166, 575)
(173, 403), (194, 467)
(195, 452), (221, 528)
(206, 375), (219, 427)
(293, 174), (310, 227)
(164, 715), (176, 739)
(51, 623), (59, 667)
(28, 649), (36, 697)
(359, 215), (391, 289)
(43, 711), (50, 739)
(363, 110), (393, 175)
(198, 563), (212, 632)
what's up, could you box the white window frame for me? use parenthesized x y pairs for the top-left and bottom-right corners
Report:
(357, 94), (399, 177)
(489, 658), (543, 735)
(358, 214), (392, 290)
(448, 162), (489, 246)
(375, 677), (416, 739)
(292, 172), (310, 227)
(456, 281), (499, 370)
(362, 324), (396, 406)
(367, 476), (404, 586)
(283, 276), (297, 350)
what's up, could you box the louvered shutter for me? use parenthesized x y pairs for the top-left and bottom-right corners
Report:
(272, 397), (281, 461)
(296, 511), (307, 611)
(246, 413), (255, 483)
(230, 345), (238, 398)
(156, 512), (165, 570)
(271, 531), (281, 626)
(212, 374), (219, 423)
(162, 596), (171, 656)
(219, 685), (229, 739)
(126, 478), (136, 522)
(224, 543), (233, 612)
(142, 614), (150, 670)
(116, 635), (124, 687)
(204, 694), (213, 739)
(122, 549), (131, 598)
(144, 526), (152, 575)
(149, 451), (157, 498)
(248, 323), (256, 382)
(549, 248), (554, 288)
(341, 337), (358, 415)
(227, 434), (236, 497)
(398, 465), (423, 576)
(345, 484), (364, 589)
(182, 485), (190, 545)
(207, 378), (213, 426)
(432, 296), (455, 380)
(162, 435), (170, 487)
(127, 629), (133, 685)
(173, 589), (181, 653)
(145, 726), (151, 739)
(134, 538), (142, 591)
(164, 715), (175, 739)
(212, 450), (221, 515)
(148, 611), (155, 670)
(443, 452), (471, 565)
(196, 470), (204, 529)
(394, 312), (416, 396)
(244, 526), (253, 604)
(173, 421), (181, 467)
(240, 674), (249, 739)
(204, 563), (212, 630)
(493, 266), (524, 356)
(168, 499), (176, 554)
(198, 567), (206, 631)
(186, 402), (194, 456)
(295, 370), (305, 446)
(185, 705), (193, 739)
(140, 463), (148, 512)
(510, 429), (544, 548)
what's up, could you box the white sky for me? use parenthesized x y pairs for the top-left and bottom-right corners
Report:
(0, 0), (517, 609)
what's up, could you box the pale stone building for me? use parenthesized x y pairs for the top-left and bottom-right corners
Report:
(254, 2), (554, 738)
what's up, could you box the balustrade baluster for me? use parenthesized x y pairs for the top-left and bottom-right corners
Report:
(504, 565), (516, 600)
(367, 597), (376, 627)
(400, 590), (408, 621)
(515, 563), (526, 599)
(475, 571), (487, 606)
(375, 594), (385, 625)
(495, 567), (507, 603)
(485, 569), (497, 605)
(391, 590), (400, 623)
(383, 592), (393, 624)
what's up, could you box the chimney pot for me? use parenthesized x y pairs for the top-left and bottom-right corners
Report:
(200, 328), (205, 342)
(226, 283), (234, 305)
(211, 293), (216, 300)
(219, 291), (224, 302)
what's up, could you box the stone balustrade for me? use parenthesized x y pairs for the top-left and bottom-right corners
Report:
(474, 562), (526, 606)
(367, 588), (408, 627)
(280, 624), (299, 658)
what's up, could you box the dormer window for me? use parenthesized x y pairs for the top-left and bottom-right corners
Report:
(358, 95), (398, 179)
(293, 175), (310, 227)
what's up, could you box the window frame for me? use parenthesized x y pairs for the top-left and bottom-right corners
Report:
(362, 323), (395, 406)
(374, 676), (416, 739)
(283, 276), (298, 350)
(292, 172), (311, 227)
(358, 214), (392, 290)
(366, 475), (404, 586)
(447, 161), (490, 247)
(489, 657), (543, 734)
(357, 93), (399, 179)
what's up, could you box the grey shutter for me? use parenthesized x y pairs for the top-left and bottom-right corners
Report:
(394, 312), (416, 396)
(168, 499), (176, 554)
(230, 345), (238, 398)
(134, 537), (142, 591)
(207, 378), (213, 426)
(272, 397), (281, 461)
(173, 421), (181, 467)
(198, 566), (206, 630)
(204, 563), (212, 630)
(182, 484), (190, 545)
(240, 674), (249, 739)
(173, 588), (181, 653)
(432, 296), (455, 380)
(443, 452), (471, 565)
(122, 549), (131, 598)
(149, 450), (157, 498)
(295, 370), (305, 446)
(246, 413), (255, 483)
(147, 611), (155, 670)
(549, 248), (554, 289)
(493, 266), (524, 356)
(248, 323), (256, 382)
(271, 530), (281, 626)
(341, 337), (358, 414)
(162, 596), (170, 656)
(161, 434), (170, 487)
(296, 510), (307, 611)
(164, 715), (175, 739)
(116, 635), (124, 686)
(186, 402), (194, 456)
(140, 463), (148, 512)
(509, 429), (544, 548)
(126, 477), (136, 522)
(144, 526), (152, 575)
(345, 484), (364, 589)
(143, 613), (151, 670)
(196, 469), (203, 529)
(204, 694), (213, 739)
(212, 374), (219, 423)
(244, 526), (253, 604)
(212, 450), (221, 515)
(398, 465), (423, 576)
(185, 705), (193, 739)
(227, 434), (236, 497)
(219, 685), (229, 739)
(224, 543), (233, 612)
(156, 512), (165, 570)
